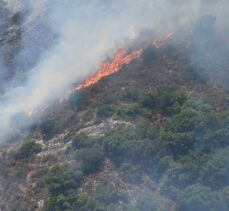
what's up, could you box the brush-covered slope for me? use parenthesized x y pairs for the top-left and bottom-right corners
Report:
(0, 31), (229, 211)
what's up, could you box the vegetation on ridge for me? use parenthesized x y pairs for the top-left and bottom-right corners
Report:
(1, 33), (229, 211)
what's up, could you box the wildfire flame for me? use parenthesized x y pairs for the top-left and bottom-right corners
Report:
(76, 32), (173, 90)
(27, 33), (173, 117)
(76, 49), (142, 90)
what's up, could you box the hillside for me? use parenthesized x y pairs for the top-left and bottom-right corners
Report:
(0, 23), (229, 211)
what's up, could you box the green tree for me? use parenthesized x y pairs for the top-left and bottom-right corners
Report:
(45, 164), (83, 195)
(97, 104), (113, 118)
(15, 141), (42, 160)
(113, 104), (139, 120)
(200, 148), (229, 189)
(76, 146), (105, 174)
(119, 162), (142, 183)
(72, 133), (99, 150)
(95, 183), (127, 205)
(160, 100), (215, 156)
(177, 184), (213, 211)
(156, 88), (187, 116)
(103, 125), (155, 166)
(139, 91), (156, 108)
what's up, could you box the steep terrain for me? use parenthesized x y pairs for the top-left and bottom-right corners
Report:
(0, 26), (229, 210)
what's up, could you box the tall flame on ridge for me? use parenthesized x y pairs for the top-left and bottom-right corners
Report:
(76, 32), (173, 90)
(76, 49), (142, 90)
(27, 33), (174, 116)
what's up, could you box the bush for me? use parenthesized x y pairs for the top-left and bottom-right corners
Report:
(45, 190), (78, 211)
(15, 141), (42, 160)
(121, 90), (139, 102)
(176, 184), (213, 211)
(45, 164), (83, 195)
(103, 125), (155, 166)
(76, 146), (105, 174)
(45, 191), (103, 211)
(44, 164), (106, 211)
(160, 100), (215, 156)
(212, 111), (229, 147)
(113, 104), (139, 120)
(97, 104), (113, 118)
(95, 183), (127, 205)
(156, 88), (187, 116)
(200, 148), (229, 189)
(135, 120), (158, 139)
(139, 91), (156, 109)
(72, 133), (99, 150)
(119, 162), (142, 183)
(135, 192), (168, 211)
(160, 162), (199, 190)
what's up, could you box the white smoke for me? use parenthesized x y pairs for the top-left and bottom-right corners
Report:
(0, 0), (228, 140)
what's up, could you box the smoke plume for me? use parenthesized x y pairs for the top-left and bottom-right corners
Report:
(0, 0), (228, 140)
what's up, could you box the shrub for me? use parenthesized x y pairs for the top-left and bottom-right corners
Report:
(220, 110), (229, 127)
(44, 164), (106, 211)
(135, 192), (168, 211)
(121, 90), (139, 102)
(74, 192), (104, 211)
(45, 191), (103, 211)
(15, 141), (42, 160)
(95, 183), (127, 205)
(135, 120), (158, 139)
(113, 104), (139, 120)
(156, 88), (187, 116)
(139, 91), (156, 109)
(76, 146), (105, 174)
(97, 104), (113, 118)
(176, 184), (213, 211)
(160, 100), (216, 156)
(72, 133), (98, 149)
(200, 148), (229, 189)
(119, 162), (142, 183)
(160, 162), (199, 190)
(45, 164), (83, 195)
(103, 125), (155, 166)
(45, 191), (78, 211)
(211, 111), (229, 147)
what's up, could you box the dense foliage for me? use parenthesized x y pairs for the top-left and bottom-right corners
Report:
(15, 141), (42, 160)
(44, 85), (229, 210)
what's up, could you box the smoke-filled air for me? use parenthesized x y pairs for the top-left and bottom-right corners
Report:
(0, 0), (229, 210)
(0, 0), (228, 139)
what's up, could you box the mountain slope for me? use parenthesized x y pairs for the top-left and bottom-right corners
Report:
(0, 28), (229, 211)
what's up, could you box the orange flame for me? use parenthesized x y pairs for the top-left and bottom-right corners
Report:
(76, 32), (173, 90)
(26, 32), (174, 117)
(76, 49), (142, 90)
(151, 32), (174, 47)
